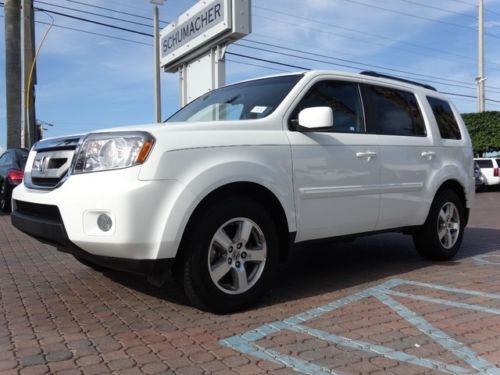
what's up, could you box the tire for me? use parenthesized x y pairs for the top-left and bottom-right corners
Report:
(413, 189), (465, 261)
(0, 182), (11, 213)
(182, 196), (280, 314)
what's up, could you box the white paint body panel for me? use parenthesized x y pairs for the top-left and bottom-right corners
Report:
(12, 70), (474, 261)
(288, 131), (380, 241)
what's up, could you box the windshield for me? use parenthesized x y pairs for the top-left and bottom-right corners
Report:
(166, 74), (304, 123)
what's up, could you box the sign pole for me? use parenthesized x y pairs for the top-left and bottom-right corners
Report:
(151, 0), (164, 123)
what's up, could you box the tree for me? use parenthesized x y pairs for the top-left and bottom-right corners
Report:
(461, 111), (500, 156)
(4, 0), (22, 148)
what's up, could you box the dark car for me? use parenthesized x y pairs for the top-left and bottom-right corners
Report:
(0, 148), (28, 212)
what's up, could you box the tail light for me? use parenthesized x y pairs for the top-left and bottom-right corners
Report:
(494, 168), (499, 177)
(7, 170), (24, 184)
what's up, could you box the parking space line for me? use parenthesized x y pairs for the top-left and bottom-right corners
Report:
(390, 278), (500, 300)
(381, 289), (500, 315)
(221, 279), (500, 374)
(223, 334), (339, 374)
(288, 324), (469, 375)
(376, 292), (499, 374)
(473, 254), (500, 266)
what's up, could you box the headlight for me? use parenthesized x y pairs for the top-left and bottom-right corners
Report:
(72, 132), (155, 174)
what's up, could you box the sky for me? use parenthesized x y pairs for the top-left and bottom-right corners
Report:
(1, 0), (500, 148)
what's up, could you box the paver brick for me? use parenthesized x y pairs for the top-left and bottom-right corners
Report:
(0, 359), (18, 371)
(140, 362), (169, 374)
(45, 350), (74, 362)
(74, 355), (102, 367)
(55, 369), (81, 375)
(18, 364), (50, 375)
(18, 354), (46, 368)
(1, 192), (500, 374)
(107, 358), (136, 371)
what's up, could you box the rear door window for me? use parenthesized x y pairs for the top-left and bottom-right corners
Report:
(427, 97), (462, 140)
(364, 85), (426, 137)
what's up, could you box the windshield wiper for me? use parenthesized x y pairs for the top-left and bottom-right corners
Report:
(224, 94), (241, 104)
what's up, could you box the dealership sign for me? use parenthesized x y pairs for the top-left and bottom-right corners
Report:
(160, 0), (251, 72)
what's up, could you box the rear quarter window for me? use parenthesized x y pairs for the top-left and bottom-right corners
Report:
(427, 97), (462, 140)
(476, 159), (494, 168)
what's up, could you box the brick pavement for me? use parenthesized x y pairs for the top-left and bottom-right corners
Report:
(0, 191), (500, 374)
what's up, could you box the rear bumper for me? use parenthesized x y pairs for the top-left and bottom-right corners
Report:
(11, 207), (173, 276)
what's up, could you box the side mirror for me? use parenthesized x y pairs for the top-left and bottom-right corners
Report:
(297, 107), (334, 130)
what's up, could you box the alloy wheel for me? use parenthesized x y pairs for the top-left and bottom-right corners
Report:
(207, 217), (267, 295)
(437, 202), (460, 249)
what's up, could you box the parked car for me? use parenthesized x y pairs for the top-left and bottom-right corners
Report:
(474, 161), (485, 190)
(474, 158), (500, 188)
(0, 148), (28, 212)
(11, 71), (475, 313)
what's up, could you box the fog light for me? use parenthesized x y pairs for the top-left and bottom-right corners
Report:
(97, 214), (113, 232)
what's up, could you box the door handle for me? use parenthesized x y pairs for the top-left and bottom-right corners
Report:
(356, 151), (377, 161)
(421, 151), (436, 160)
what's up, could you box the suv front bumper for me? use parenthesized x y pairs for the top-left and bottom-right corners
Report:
(11, 167), (195, 268)
(11, 204), (173, 275)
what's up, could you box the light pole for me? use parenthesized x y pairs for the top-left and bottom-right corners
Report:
(150, 0), (164, 123)
(477, 0), (485, 112)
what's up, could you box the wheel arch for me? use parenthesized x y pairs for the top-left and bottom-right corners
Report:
(173, 181), (293, 279)
(434, 179), (469, 225)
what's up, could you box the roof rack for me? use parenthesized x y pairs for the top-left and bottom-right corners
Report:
(360, 71), (437, 91)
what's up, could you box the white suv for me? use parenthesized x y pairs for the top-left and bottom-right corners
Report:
(475, 158), (500, 187)
(12, 71), (475, 313)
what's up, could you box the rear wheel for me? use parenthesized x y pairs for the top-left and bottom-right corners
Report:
(182, 196), (279, 313)
(413, 189), (465, 261)
(0, 182), (11, 213)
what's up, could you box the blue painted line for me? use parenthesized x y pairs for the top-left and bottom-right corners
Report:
(473, 254), (500, 266)
(382, 289), (500, 316)
(221, 335), (339, 374)
(391, 278), (500, 300)
(375, 291), (500, 374)
(258, 348), (339, 375)
(287, 324), (470, 374)
(283, 289), (373, 325)
(220, 278), (500, 374)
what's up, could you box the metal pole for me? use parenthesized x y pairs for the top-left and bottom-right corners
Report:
(4, 0), (22, 148)
(153, 4), (161, 123)
(478, 0), (485, 112)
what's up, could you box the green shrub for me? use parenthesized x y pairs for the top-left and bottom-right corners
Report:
(461, 111), (500, 155)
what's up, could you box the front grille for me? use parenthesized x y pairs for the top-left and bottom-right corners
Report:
(47, 158), (67, 169)
(26, 141), (78, 190)
(31, 175), (67, 188)
(14, 201), (62, 223)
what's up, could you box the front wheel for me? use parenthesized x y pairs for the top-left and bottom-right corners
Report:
(413, 189), (465, 261)
(182, 196), (279, 313)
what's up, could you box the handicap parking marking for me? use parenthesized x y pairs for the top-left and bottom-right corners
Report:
(220, 279), (500, 375)
(473, 253), (500, 266)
